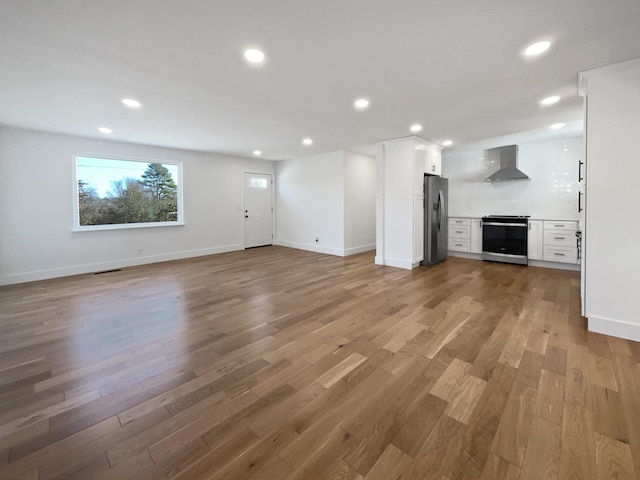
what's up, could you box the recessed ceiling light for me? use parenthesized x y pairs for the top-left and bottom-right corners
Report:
(524, 41), (551, 56)
(410, 124), (422, 132)
(244, 49), (265, 63)
(442, 140), (453, 146)
(354, 98), (369, 109)
(253, 150), (262, 156)
(550, 123), (565, 129)
(302, 138), (313, 146)
(122, 98), (141, 108)
(541, 95), (561, 105)
(98, 127), (112, 134)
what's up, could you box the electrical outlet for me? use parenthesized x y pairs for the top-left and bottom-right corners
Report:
(137, 248), (143, 256)
(315, 237), (319, 243)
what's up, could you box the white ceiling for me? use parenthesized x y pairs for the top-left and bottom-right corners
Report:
(1, 0), (639, 160)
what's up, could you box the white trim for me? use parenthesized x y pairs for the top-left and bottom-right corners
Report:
(448, 251), (580, 271)
(274, 240), (345, 257)
(372, 256), (415, 270)
(588, 315), (640, 342)
(343, 243), (376, 256)
(0, 244), (243, 286)
(447, 251), (482, 260)
(73, 221), (185, 232)
(527, 259), (580, 271)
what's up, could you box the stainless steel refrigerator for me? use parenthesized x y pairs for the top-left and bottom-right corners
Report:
(421, 175), (449, 266)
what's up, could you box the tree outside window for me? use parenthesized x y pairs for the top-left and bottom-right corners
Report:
(75, 156), (182, 229)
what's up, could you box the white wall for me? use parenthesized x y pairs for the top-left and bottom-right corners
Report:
(275, 150), (376, 256)
(0, 127), (275, 285)
(443, 137), (582, 219)
(344, 151), (376, 254)
(581, 62), (640, 341)
(275, 151), (345, 255)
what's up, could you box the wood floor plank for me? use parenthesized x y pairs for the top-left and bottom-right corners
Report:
(559, 402), (597, 480)
(0, 248), (637, 480)
(361, 444), (412, 480)
(533, 369), (565, 425)
(479, 453), (521, 480)
(519, 415), (561, 480)
(490, 381), (537, 466)
(316, 353), (368, 389)
(594, 432), (636, 480)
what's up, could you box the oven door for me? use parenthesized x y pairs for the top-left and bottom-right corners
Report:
(482, 222), (528, 256)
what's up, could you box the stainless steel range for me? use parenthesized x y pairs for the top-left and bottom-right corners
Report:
(481, 215), (529, 265)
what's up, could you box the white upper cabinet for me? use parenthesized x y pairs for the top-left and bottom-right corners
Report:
(425, 149), (442, 176)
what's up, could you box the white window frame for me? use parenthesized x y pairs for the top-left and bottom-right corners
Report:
(72, 153), (184, 232)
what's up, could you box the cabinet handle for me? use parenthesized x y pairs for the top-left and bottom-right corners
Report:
(554, 224), (564, 227)
(554, 237), (565, 240)
(578, 191), (583, 213)
(578, 161), (584, 182)
(554, 253), (565, 256)
(432, 165), (436, 172)
(456, 243), (463, 247)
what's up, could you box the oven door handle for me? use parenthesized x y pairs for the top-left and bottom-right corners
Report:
(482, 222), (527, 227)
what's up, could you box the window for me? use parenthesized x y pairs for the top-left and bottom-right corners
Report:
(249, 177), (268, 189)
(74, 156), (183, 230)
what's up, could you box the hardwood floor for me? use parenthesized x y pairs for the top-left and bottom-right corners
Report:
(0, 246), (639, 480)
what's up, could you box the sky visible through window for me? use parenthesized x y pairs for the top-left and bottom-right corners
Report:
(77, 157), (179, 197)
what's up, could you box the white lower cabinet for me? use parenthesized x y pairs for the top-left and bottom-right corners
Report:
(448, 217), (481, 253)
(527, 220), (543, 260)
(448, 216), (579, 267)
(448, 217), (471, 252)
(544, 245), (578, 263)
(542, 220), (578, 264)
(470, 219), (483, 253)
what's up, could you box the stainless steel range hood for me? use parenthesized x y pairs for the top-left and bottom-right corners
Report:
(485, 145), (530, 182)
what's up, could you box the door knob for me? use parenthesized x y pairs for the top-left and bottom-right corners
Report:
(244, 215), (249, 218)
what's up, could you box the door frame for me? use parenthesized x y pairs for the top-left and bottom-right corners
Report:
(242, 170), (276, 249)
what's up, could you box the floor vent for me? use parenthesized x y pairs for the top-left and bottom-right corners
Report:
(94, 269), (122, 275)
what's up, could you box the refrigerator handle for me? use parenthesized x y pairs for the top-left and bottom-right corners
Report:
(437, 190), (444, 231)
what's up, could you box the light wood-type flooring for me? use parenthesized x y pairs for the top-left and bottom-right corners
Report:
(1, 246), (639, 480)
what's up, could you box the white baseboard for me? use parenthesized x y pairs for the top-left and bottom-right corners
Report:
(0, 244), (244, 286)
(588, 315), (640, 342)
(448, 251), (483, 260)
(373, 256), (414, 270)
(343, 243), (376, 256)
(527, 259), (580, 271)
(274, 239), (344, 257)
(447, 251), (581, 272)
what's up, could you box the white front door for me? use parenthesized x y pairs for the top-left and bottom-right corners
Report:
(244, 173), (273, 248)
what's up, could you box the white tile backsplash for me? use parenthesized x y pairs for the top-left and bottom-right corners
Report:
(442, 136), (582, 219)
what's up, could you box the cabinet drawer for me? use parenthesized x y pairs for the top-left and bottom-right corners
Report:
(449, 226), (470, 239)
(449, 238), (470, 252)
(543, 245), (577, 264)
(544, 230), (576, 246)
(449, 218), (470, 226)
(543, 221), (577, 231)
